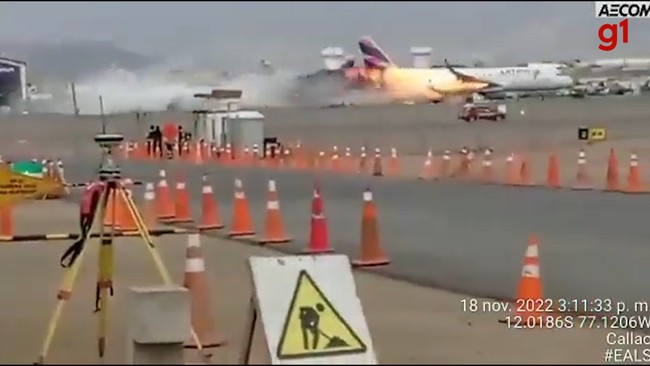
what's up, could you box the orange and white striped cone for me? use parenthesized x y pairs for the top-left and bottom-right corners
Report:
(500, 234), (547, 327)
(142, 182), (158, 229)
(623, 151), (648, 194)
(198, 174), (224, 230)
(372, 148), (383, 177)
(173, 174), (193, 223)
(156, 169), (175, 221)
(257, 179), (291, 244)
(358, 146), (368, 173)
(504, 153), (518, 185)
(388, 147), (400, 176)
(571, 148), (592, 190)
(229, 178), (255, 238)
(480, 149), (494, 183)
(343, 146), (353, 173)
(183, 233), (225, 349)
(418, 150), (434, 180)
(352, 188), (390, 267)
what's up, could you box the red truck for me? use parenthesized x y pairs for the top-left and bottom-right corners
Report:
(458, 103), (507, 122)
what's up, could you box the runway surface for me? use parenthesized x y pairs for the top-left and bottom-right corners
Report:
(1, 202), (607, 364)
(4, 95), (650, 315)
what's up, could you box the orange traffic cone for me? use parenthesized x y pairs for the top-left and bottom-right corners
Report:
(418, 150), (434, 180)
(546, 152), (561, 189)
(605, 148), (619, 192)
(156, 169), (175, 221)
(388, 147), (400, 176)
(0, 205), (13, 237)
(183, 233), (225, 349)
(142, 182), (157, 229)
(117, 189), (138, 232)
(623, 151), (648, 194)
(228, 178), (255, 238)
(503, 153), (518, 185)
(480, 149), (494, 183)
(500, 234), (546, 327)
(198, 174), (224, 230)
(571, 148), (592, 190)
(192, 141), (203, 165)
(372, 148), (383, 176)
(437, 150), (451, 179)
(352, 188), (390, 267)
(343, 146), (353, 173)
(303, 182), (333, 254)
(258, 179), (291, 244)
(173, 173), (193, 223)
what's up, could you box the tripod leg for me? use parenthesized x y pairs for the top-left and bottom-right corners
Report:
(35, 246), (89, 364)
(35, 185), (109, 365)
(119, 188), (212, 363)
(95, 186), (115, 358)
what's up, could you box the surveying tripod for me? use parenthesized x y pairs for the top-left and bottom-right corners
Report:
(35, 133), (209, 364)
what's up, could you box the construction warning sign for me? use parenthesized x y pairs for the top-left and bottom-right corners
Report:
(276, 270), (366, 359)
(0, 166), (61, 206)
(249, 255), (377, 364)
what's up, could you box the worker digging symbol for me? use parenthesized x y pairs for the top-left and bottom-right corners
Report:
(276, 270), (367, 360)
(299, 303), (350, 351)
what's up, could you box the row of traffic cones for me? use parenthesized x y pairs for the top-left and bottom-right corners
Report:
(170, 186), (394, 352)
(301, 183), (390, 267)
(147, 169), (391, 267)
(122, 139), (408, 177)
(181, 200), (560, 352)
(419, 147), (650, 193)
(148, 169), (292, 244)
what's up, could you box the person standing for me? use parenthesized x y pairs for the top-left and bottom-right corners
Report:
(177, 125), (184, 157)
(152, 126), (163, 158)
(146, 125), (155, 157)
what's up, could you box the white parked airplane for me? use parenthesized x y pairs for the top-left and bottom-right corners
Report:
(431, 63), (575, 99)
(563, 58), (650, 80)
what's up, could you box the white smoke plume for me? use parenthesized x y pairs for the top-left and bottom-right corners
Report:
(29, 65), (392, 115)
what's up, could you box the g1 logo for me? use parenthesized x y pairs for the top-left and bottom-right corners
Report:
(598, 18), (629, 52)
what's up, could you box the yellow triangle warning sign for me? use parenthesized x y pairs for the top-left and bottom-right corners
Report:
(276, 270), (367, 360)
(0, 166), (62, 207)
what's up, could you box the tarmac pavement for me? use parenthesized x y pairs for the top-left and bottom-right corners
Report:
(2, 96), (650, 363)
(0, 201), (612, 364)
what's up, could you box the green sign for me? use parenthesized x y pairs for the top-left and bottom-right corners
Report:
(11, 160), (43, 178)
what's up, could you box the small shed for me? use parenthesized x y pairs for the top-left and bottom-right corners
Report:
(193, 109), (266, 149)
(192, 89), (266, 149)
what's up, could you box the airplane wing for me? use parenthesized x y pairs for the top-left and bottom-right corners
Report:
(443, 59), (500, 88)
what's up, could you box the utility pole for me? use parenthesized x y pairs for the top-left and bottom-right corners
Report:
(99, 95), (106, 134)
(70, 82), (79, 116)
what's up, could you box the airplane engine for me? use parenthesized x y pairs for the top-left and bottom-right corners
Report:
(410, 47), (432, 68)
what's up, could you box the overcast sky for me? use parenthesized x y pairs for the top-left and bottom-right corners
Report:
(2, 1), (650, 72)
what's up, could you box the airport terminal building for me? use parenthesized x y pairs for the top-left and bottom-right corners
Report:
(0, 57), (27, 107)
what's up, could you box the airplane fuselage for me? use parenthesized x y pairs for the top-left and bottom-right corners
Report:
(443, 66), (574, 93)
(377, 67), (490, 102)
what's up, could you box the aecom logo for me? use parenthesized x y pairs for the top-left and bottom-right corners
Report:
(595, 1), (649, 51)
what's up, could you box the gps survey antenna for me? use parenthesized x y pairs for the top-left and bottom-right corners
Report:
(94, 133), (123, 180)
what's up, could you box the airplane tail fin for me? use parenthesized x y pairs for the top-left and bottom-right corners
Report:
(359, 36), (395, 69)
